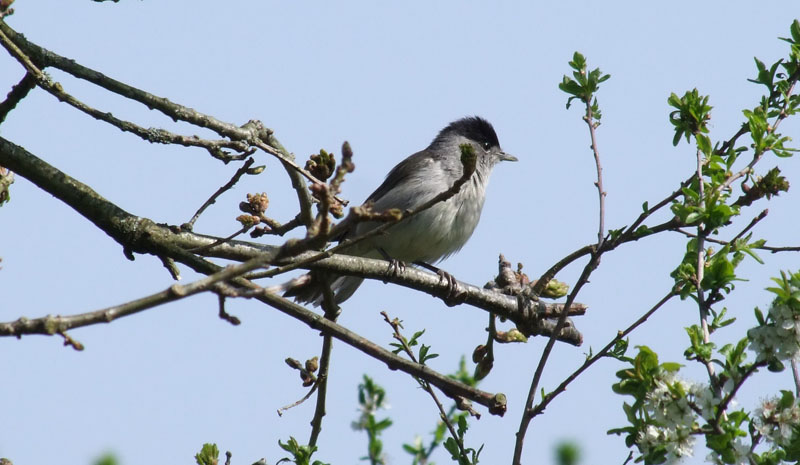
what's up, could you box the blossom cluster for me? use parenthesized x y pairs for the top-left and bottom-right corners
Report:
(748, 302), (800, 363)
(636, 372), (745, 463)
(636, 372), (700, 461)
(753, 395), (800, 447)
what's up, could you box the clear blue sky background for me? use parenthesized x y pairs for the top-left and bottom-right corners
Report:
(1, 2), (799, 464)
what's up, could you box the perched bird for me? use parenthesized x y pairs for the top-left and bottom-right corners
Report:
(287, 116), (517, 305)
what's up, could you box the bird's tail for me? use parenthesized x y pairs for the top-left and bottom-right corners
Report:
(282, 271), (365, 307)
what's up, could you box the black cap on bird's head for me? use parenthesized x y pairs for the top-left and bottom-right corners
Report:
(439, 116), (500, 149)
(433, 116), (517, 163)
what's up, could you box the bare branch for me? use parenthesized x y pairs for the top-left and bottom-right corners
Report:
(585, 106), (606, 247)
(0, 21), (339, 217)
(308, 285), (339, 448)
(529, 291), (677, 418)
(0, 71), (34, 124)
(183, 157), (257, 230)
(514, 91), (608, 465)
(0, 135), (584, 345)
(0, 28), (254, 162)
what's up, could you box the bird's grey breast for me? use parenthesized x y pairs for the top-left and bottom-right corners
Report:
(357, 156), (489, 263)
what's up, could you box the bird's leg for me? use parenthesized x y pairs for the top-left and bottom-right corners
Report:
(378, 248), (406, 280)
(413, 261), (464, 306)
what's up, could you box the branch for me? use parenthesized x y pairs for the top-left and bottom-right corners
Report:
(308, 286), (339, 448)
(204, 242), (586, 342)
(0, 135), (515, 414)
(0, 277), (218, 337)
(514, 93), (608, 465)
(719, 66), (800, 191)
(514, 249), (599, 464)
(533, 215), (681, 296)
(0, 239), (509, 415)
(382, 311), (471, 460)
(586, 106), (606, 247)
(0, 135), (584, 345)
(0, 21), (336, 209)
(0, 27), (253, 162)
(0, 71), (34, 124)
(529, 291), (677, 418)
(693, 147), (719, 393)
(183, 157), (257, 230)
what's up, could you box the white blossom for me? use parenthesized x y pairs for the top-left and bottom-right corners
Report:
(753, 395), (800, 447)
(705, 439), (750, 465)
(690, 383), (720, 421)
(748, 303), (800, 362)
(637, 371), (699, 462)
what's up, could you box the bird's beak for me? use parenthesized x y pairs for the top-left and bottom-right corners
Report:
(498, 151), (518, 162)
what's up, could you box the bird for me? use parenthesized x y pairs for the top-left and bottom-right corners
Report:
(286, 116), (517, 306)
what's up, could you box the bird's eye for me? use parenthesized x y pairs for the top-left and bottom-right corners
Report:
(482, 141), (491, 149)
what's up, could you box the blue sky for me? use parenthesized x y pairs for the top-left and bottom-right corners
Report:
(1, 2), (799, 464)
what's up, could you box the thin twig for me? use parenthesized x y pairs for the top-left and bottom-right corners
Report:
(529, 291), (677, 418)
(532, 216), (679, 296)
(694, 147), (719, 393)
(719, 68), (800, 191)
(261, 133), (316, 227)
(186, 226), (251, 254)
(159, 255), (181, 280)
(277, 383), (320, 416)
(308, 284), (340, 448)
(675, 209), (769, 248)
(513, 96), (608, 465)
(0, 27), (253, 162)
(513, 253), (599, 465)
(59, 331), (84, 351)
(381, 311), (469, 460)
(215, 293), (241, 325)
(585, 112), (606, 247)
(712, 362), (764, 428)
(184, 157), (256, 230)
(730, 209), (769, 243)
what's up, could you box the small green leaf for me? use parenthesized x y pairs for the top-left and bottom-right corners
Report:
(195, 443), (219, 465)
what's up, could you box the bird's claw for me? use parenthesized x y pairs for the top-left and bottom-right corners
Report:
(385, 259), (407, 281)
(438, 269), (465, 306)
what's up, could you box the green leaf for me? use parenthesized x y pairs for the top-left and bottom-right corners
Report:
(570, 51), (587, 71)
(195, 443), (219, 465)
(93, 454), (119, 465)
(555, 441), (581, 465)
(402, 443), (419, 455)
(697, 133), (712, 156)
(457, 414), (469, 436)
(754, 306), (765, 325)
(444, 437), (460, 458)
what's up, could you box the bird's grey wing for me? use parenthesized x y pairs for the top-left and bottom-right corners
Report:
(366, 149), (434, 204)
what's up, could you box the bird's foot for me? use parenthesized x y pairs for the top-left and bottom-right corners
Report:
(385, 258), (406, 281)
(437, 269), (465, 306)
